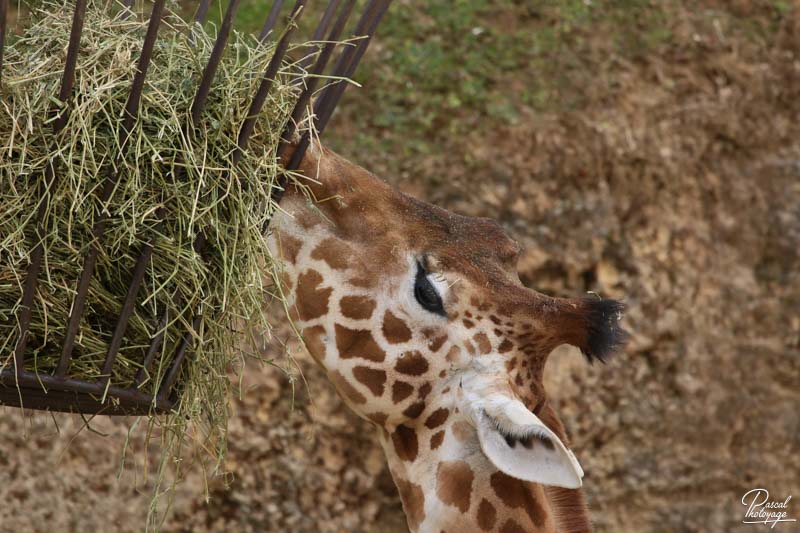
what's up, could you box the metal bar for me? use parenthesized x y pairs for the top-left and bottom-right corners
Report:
(277, 0), (355, 161)
(235, 0), (305, 163)
(315, 0), (390, 135)
(190, 0), (241, 125)
(132, 296), (169, 387)
(156, 314), (202, 401)
(100, 236), (156, 382)
(258, 0), (284, 43)
(0, 369), (174, 414)
(54, 0), (90, 131)
(280, 0), (389, 181)
(195, 0), (211, 24)
(310, 0), (341, 43)
(120, 1), (167, 141)
(289, 0), (342, 87)
(309, 0), (381, 132)
(58, 0), (167, 376)
(12, 0), (88, 371)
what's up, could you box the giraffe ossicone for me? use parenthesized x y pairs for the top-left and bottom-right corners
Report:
(267, 143), (628, 532)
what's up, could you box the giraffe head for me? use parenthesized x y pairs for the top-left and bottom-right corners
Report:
(269, 144), (627, 530)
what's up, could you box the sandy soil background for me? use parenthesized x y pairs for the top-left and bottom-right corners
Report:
(1, 1), (799, 532)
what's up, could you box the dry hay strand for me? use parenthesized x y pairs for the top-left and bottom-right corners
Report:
(0, 1), (322, 526)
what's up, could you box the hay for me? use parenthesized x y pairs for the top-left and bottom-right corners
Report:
(0, 1), (317, 524)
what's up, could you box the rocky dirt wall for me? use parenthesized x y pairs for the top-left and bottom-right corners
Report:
(1, 2), (798, 532)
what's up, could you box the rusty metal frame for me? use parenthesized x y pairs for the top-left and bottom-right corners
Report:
(0, 0), (392, 415)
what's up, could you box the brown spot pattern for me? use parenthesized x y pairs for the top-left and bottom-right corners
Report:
(348, 276), (375, 288)
(395, 351), (429, 376)
(391, 425), (419, 462)
(339, 295), (376, 320)
(353, 366), (386, 397)
(392, 381), (414, 403)
(330, 371), (366, 405)
(490, 472), (546, 527)
(430, 430), (445, 450)
(446, 346), (461, 362)
(436, 461), (474, 513)
(301, 326), (327, 362)
(395, 478), (426, 530)
(383, 311), (412, 343)
(310, 237), (350, 270)
(425, 408), (449, 429)
(473, 332), (492, 354)
(418, 382), (432, 399)
(278, 272), (293, 293)
(452, 421), (473, 443)
(295, 270), (332, 321)
(499, 519), (527, 533)
(367, 412), (388, 425)
(498, 339), (514, 353)
(428, 334), (448, 352)
(335, 325), (386, 362)
(296, 211), (318, 230)
(477, 499), (497, 531)
(277, 233), (302, 264)
(403, 401), (426, 419)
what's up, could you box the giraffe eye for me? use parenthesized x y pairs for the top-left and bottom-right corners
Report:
(414, 261), (445, 317)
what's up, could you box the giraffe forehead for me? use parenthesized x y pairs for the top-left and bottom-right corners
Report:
(407, 210), (522, 282)
(335, 182), (523, 284)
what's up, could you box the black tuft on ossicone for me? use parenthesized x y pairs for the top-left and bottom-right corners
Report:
(580, 298), (628, 364)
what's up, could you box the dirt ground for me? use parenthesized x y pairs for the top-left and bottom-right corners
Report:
(1, 1), (799, 532)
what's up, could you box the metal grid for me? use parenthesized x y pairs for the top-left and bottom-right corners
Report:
(0, 0), (391, 415)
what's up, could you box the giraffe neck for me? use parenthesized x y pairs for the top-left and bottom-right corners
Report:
(379, 411), (572, 533)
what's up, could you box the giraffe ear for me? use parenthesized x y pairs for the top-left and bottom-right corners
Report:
(474, 396), (584, 489)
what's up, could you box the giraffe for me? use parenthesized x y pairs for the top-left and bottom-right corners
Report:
(266, 143), (627, 533)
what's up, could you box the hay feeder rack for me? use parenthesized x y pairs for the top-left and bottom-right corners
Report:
(0, 0), (391, 415)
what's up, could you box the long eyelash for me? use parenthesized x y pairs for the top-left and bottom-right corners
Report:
(445, 278), (460, 289)
(429, 270), (458, 290)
